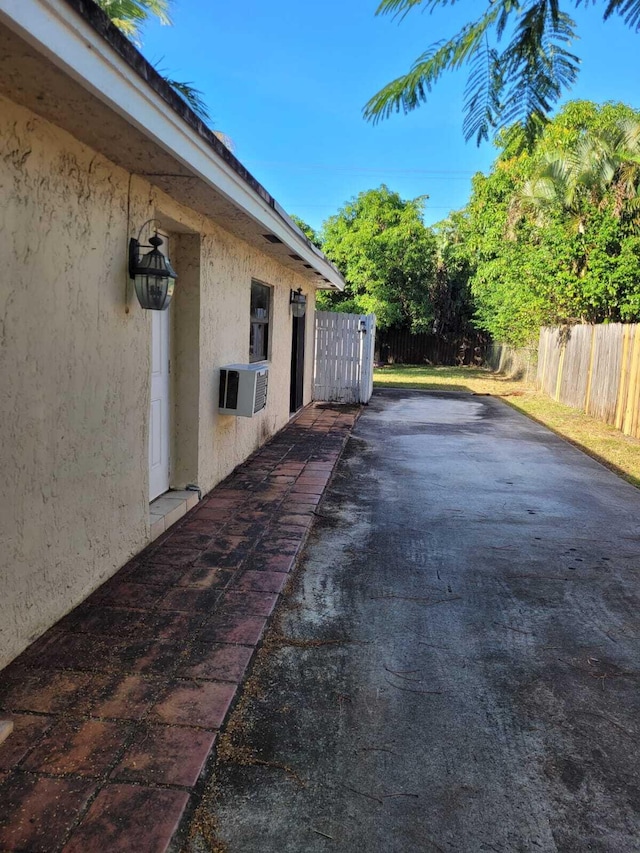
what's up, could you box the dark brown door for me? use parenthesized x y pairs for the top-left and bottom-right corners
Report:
(290, 314), (306, 412)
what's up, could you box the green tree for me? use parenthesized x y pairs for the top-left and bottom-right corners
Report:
(289, 215), (323, 249)
(431, 212), (477, 339)
(463, 161), (563, 344)
(462, 101), (640, 344)
(364, 1), (640, 145)
(519, 115), (640, 236)
(318, 185), (438, 331)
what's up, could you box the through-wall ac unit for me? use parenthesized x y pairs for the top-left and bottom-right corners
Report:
(218, 364), (269, 417)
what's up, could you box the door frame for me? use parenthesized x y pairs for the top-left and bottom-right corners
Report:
(290, 312), (306, 412)
(149, 229), (172, 501)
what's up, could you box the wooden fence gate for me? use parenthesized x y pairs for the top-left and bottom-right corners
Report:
(313, 311), (376, 404)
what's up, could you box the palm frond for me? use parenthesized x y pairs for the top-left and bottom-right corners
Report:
(161, 78), (210, 122)
(368, 0), (640, 143)
(364, 7), (500, 124)
(375, 0), (451, 21)
(521, 112), (640, 236)
(95, 0), (171, 28)
(602, 0), (640, 31)
(617, 117), (640, 153)
(363, 42), (448, 122)
(500, 5), (579, 145)
(366, 1), (582, 145)
(463, 40), (503, 144)
(107, 16), (138, 37)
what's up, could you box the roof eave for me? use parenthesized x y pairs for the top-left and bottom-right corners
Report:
(0, 0), (345, 290)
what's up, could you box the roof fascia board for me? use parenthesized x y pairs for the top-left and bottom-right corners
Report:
(0, 0), (344, 289)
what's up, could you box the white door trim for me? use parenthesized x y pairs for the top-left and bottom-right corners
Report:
(149, 238), (171, 501)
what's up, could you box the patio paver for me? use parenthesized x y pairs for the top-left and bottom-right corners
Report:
(0, 403), (358, 853)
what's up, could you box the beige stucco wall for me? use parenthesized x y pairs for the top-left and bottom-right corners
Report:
(0, 94), (317, 668)
(146, 185), (316, 493)
(195, 219), (315, 490)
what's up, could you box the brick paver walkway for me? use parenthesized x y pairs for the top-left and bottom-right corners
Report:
(0, 404), (359, 852)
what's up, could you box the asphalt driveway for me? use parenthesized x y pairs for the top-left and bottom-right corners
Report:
(187, 389), (640, 853)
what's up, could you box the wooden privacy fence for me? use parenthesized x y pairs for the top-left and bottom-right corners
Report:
(538, 323), (640, 438)
(313, 311), (376, 404)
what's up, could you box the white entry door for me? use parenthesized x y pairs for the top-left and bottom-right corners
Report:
(149, 303), (171, 501)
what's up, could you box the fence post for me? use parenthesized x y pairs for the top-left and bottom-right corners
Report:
(537, 328), (546, 390)
(614, 326), (631, 431)
(358, 314), (376, 403)
(624, 326), (640, 437)
(584, 325), (597, 415)
(554, 332), (566, 401)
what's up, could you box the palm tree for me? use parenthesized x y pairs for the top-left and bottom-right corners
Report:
(95, 0), (171, 41)
(518, 118), (640, 234)
(506, 117), (640, 284)
(364, 0), (640, 146)
(94, 0), (211, 123)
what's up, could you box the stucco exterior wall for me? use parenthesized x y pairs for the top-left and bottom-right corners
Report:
(144, 185), (316, 493)
(0, 94), (317, 668)
(196, 222), (315, 490)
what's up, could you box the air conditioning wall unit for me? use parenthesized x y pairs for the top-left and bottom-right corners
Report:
(218, 364), (269, 417)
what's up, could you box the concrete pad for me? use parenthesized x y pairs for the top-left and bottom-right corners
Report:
(193, 390), (640, 853)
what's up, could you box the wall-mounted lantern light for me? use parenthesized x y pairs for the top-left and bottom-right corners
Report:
(290, 287), (307, 318)
(129, 220), (177, 311)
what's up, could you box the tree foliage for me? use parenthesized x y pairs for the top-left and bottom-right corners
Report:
(316, 102), (640, 348)
(289, 215), (323, 249)
(317, 186), (439, 331)
(456, 101), (640, 345)
(365, 1), (640, 145)
(431, 212), (477, 339)
(95, 0), (171, 39)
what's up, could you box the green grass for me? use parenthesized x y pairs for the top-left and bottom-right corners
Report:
(373, 365), (640, 489)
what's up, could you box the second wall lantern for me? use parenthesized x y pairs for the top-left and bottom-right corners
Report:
(290, 287), (307, 319)
(129, 221), (177, 311)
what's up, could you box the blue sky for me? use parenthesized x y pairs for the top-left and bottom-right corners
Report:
(141, 1), (640, 232)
